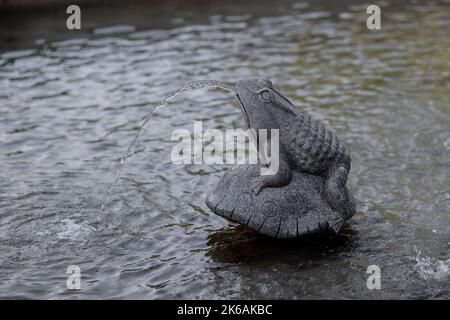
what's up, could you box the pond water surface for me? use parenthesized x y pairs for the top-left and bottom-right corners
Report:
(0, 0), (449, 299)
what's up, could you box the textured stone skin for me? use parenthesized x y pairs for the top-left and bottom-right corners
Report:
(206, 79), (356, 237)
(206, 164), (355, 238)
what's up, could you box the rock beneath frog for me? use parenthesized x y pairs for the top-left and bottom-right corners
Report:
(206, 164), (356, 238)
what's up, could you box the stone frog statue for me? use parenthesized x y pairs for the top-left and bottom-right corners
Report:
(206, 79), (356, 238)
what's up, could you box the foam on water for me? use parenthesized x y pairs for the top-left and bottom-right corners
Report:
(414, 246), (450, 281)
(57, 219), (96, 241)
(101, 80), (236, 213)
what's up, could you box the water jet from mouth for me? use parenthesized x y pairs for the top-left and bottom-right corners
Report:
(101, 80), (237, 214)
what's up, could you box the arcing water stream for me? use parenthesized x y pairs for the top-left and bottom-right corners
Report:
(101, 80), (237, 212)
(1, 0), (449, 299)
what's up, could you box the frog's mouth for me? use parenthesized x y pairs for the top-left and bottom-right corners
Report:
(235, 93), (250, 128)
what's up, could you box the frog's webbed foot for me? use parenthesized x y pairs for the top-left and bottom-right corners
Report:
(324, 166), (350, 212)
(250, 159), (292, 195)
(251, 176), (266, 195)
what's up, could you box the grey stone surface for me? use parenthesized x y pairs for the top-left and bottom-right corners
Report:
(206, 164), (355, 238)
(206, 79), (357, 238)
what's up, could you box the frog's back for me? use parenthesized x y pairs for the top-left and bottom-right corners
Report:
(284, 112), (350, 175)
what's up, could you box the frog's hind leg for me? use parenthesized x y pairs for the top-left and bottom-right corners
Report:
(324, 165), (350, 214)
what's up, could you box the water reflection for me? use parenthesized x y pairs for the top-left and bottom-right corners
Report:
(0, 0), (449, 299)
(207, 224), (357, 264)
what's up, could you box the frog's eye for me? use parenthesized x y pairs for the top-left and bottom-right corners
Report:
(258, 89), (272, 102)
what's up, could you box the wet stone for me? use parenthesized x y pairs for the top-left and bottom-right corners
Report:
(206, 164), (356, 238)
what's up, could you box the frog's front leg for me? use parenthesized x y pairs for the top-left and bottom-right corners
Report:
(324, 165), (350, 211)
(251, 153), (292, 195)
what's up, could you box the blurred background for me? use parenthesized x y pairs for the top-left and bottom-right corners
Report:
(0, 0), (449, 299)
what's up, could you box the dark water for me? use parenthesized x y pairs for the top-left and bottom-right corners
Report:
(0, 0), (449, 299)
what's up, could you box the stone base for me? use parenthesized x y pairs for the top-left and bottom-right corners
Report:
(206, 164), (356, 238)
